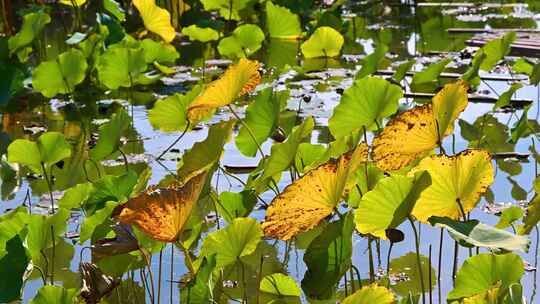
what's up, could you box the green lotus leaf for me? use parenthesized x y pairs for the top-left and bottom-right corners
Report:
(235, 87), (280, 157)
(294, 143), (326, 173)
(177, 119), (235, 182)
(473, 32), (516, 72)
(329, 76), (402, 137)
(97, 47), (147, 89)
(356, 44), (389, 79)
(8, 11), (51, 56)
(267, 38), (299, 68)
(57, 182), (95, 209)
(355, 171), (431, 239)
(448, 253), (524, 301)
(103, 0), (126, 21)
(494, 83), (522, 109)
(200, 0), (252, 20)
(217, 191), (257, 223)
(29, 286), (78, 304)
(519, 194), (540, 235)
(32, 48), (88, 98)
(428, 216), (529, 252)
(141, 38), (179, 64)
(181, 255), (217, 303)
(85, 171), (138, 213)
(495, 206), (524, 229)
(26, 208), (70, 259)
(7, 131), (72, 174)
(200, 217), (262, 267)
(459, 114), (514, 153)
(248, 116), (314, 191)
(260, 273), (301, 297)
(90, 108), (131, 161)
(389, 252), (436, 297)
(0, 57), (26, 106)
(393, 59), (416, 82)
(346, 162), (385, 208)
(341, 284), (395, 304)
(410, 58), (451, 92)
(266, 1), (302, 39)
(302, 212), (354, 300)
(218, 24), (265, 59)
(301, 26), (344, 58)
(0, 207), (28, 258)
(148, 86), (201, 132)
(181, 25), (220, 42)
(0, 234), (29, 302)
(80, 201), (117, 243)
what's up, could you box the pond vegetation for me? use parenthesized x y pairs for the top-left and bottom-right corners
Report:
(0, 0), (540, 303)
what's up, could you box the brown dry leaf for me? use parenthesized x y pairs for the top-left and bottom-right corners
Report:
(80, 262), (120, 304)
(372, 80), (468, 171)
(262, 144), (367, 240)
(187, 58), (261, 122)
(115, 171), (208, 242)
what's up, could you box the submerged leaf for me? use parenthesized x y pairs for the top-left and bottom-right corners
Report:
(410, 150), (494, 222)
(115, 171), (208, 242)
(373, 80), (468, 171)
(187, 59), (261, 122)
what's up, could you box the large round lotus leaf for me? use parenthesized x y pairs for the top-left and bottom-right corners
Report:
(341, 284), (395, 304)
(97, 47), (147, 89)
(410, 150), (494, 223)
(89, 109), (130, 161)
(301, 26), (344, 58)
(389, 252), (436, 297)
(329, 76), (402, 137)
(29, 286), (78, 304)
(140, 39), (179, 64)
(32, 49), (88, 98)
(373, 80), (469, 171)
(217, 24), (265, 59)
(148, 86), (201, 132)
(448, 253), (524, 302)
(355, 171), (431, 239)
(133, 0), (175, 42)
(181, 25), (219, 42)
(262, 145), (367, 240)
(186, 59), (261, 123)
(260, 273), (301, 297)
(266, 1), (302, 39)
(200, 217), (262, 267)
(8, 11), (51, 55)
(8, 132), (72, 174)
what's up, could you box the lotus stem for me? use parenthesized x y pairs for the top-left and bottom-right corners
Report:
(170, 244), (174, 304)
(452, 240), (459, 284)
(50, 226), (55, 285)
(41, 163), (55, 214)
(428, 245), (433, 304)
(351, 264), (362, 288)
(157, 122), (190, 160)
(387, 242), (394, 278)
(408, 216), (426, 304)
(437, 228), (443, 302)
(158, 248), (163, 304)
(368, 237), (375, 283)
(118, 147), (129, 172)
(177, 242), (195, 276)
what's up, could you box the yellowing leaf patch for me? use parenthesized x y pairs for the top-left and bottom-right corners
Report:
(373, 80), (468, 171)
(133, 0), (176, 43)
(187, 58), (261, 122)
(410, 150), (494, 223)
(262, 144), (367, 240)
(115, 171), (208, 242)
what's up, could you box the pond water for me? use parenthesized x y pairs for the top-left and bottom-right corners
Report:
(1, 1), (540, 303)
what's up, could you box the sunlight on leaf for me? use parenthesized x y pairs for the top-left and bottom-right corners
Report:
(260, 273), (302, 297)
(217, 24), (265, 59)
(133, 0), (176, 42)
(373, 80), (468, 171)
(8, 11), (50, 56)
(29, 286), (77, 304)
(266, 1), (302, 39)
(301, 26), (344, 58)
(181, 25), (219, 42)
(148, 86), (201, 132)
(341, 284), (395, 304)
(187, 59), (261, 122)
(116, 170), (208, 242)
(410, 150), (494, 223)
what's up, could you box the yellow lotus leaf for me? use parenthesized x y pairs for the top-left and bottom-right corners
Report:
(341, 284), (395, 304)
(115, 170), (208, 242)
(187, 58), (261, 122)
(410, 150), (494, 223)
(59, 0), (87, 6)
(373, 80), (468, 171)
(133, 0), (176, 43)
(262, 144), (368, 240)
